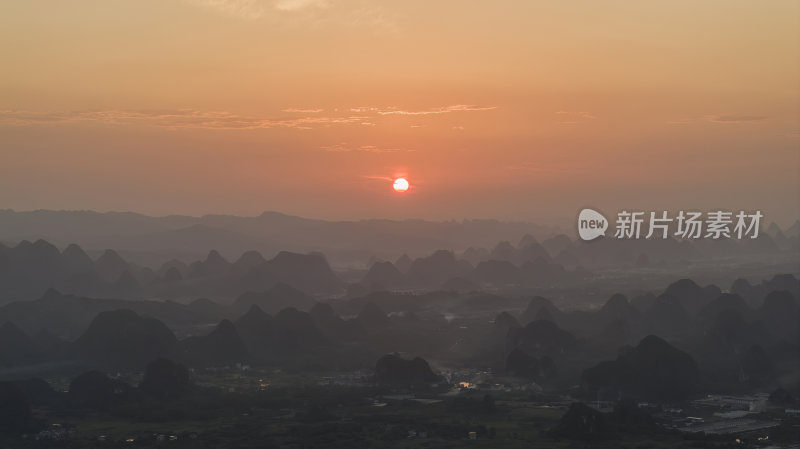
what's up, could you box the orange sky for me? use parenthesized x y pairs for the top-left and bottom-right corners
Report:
(1, 0), (798, 226)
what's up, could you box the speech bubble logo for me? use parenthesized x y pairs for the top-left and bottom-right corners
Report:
(578, 208), (608, 241)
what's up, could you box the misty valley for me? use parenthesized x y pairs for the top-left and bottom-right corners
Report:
(0, 212), (798, 448)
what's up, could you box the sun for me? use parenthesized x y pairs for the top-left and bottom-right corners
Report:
(392, 177), (409, 193)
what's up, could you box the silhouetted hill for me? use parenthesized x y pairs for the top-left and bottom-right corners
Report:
(94, 249), (130, 283)
(361, 261), (405, 290)
(599, 318), (633, 348)
(233, 304), (328, 360)
(188, 250), (231, 278)
(139, 358), (192, 399)
(271, 307), (326, 350)
(518, 234), (537, 249)
(519, 258), (570, 286)
(733, 274), (800, 308)
(472, 260), (523, 286)
(234, 304), (273, 353)
(757, 290), (799, 341)
(0, 321), (71, 368)
(61, 243), (94, 276)
(630, 293), (657, 313)
(740, 345), (774, 386)
(507, 320), (576, 357)
(157, 259), (189, 278)
(406, 250), (472, 289)
(486, 239), (552, 266)
(460, 247), (489, 265)
(493, 311), (520, 338)
(0, 381), (42, 435)
(505, 348), (557, 382)
(251, 251), (343, 295)
(10, 378), (59, 408)
(597, 294), (640, 325)
(111, 270), (143, 298)
(32, 329), (71, 361)
(698, 293), (752, 322)
(659, 278), (718, 315)
(643, 295), (693, 338)
(0, 322), (40, 367)
(375, 354), (439, 384)
(550, 402), (615, 442)
(75, 309), (179, 368)
(550, 399), (657, 442)
(541, 234), (572, 258)
(520, 296), (563, 326)
(394, 254), (412, 273)
(182, 319), (248, 367)
(0, 290), (220, 339)
(489, 241), (516, 261)
(0, 238), (353, 302)
(0, 241), (94, 301)
(230, 250), (267, 276)
(0, 209), (562, 270)
(581, 335), (700, 401)
(69, 370), (131, 410)
(517, 241), (551, 264)
(356, 302), (391, 329)
(309, 302), (365, 342)
(700, 308), (774, 365)
(232, 283), (317, 315)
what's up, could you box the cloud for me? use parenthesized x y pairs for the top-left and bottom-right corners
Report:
(181, 0), (399, 32)
(349, 107), (381, 113)
(0, 109), (367, 130)
(321, 143), (412, 153)
(555, 111), (596, 120)
(361, 174), (393, 181)
(0, 103), (498, 131)
(184, 0), (269, 19)
(282, 108), (324, 113)
(184, 0), (327, 19)
(667, 114), (768, 125)
(706, 114), (767, 124)
(274, 0), (327, 12)
(375, 105), (497, 116)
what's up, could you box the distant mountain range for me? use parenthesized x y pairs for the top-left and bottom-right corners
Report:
(0, 238), (345, 303)
(0, 209), (558, 268)
(0, 225), (798, 304)
(0, 274), (795, 391)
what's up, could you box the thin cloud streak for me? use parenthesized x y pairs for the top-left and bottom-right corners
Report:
(0, 109), (368, 130)
(181, 0), (399, 32)
(0, 105), (497, 130)
(555, 111), (596, 120)
(375, 105), (497, 116)
(706, 114), (767, 124)
(274, 0), (328, 12)
(667, 114), (768, 125)
(283, 108), (324, 113)
(321, 143), (413, 153)
(361, 174), (393, 181)
(184, 0), (269, 19)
